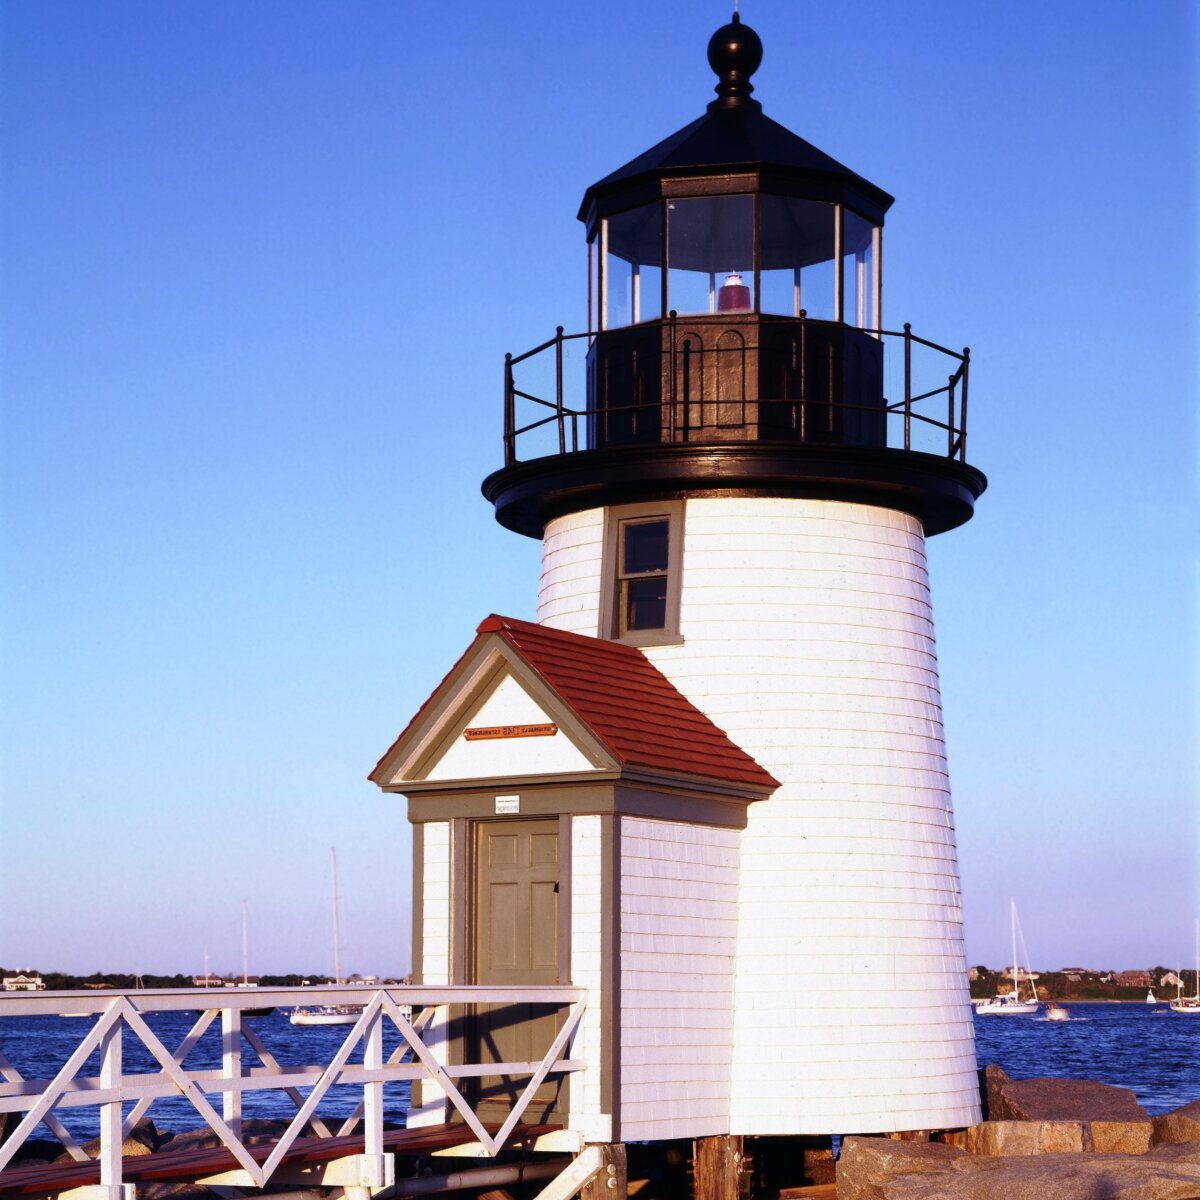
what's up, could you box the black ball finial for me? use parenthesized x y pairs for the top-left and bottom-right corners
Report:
(707, 11), (763, 110)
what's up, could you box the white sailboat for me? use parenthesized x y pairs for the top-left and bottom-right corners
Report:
(290, 848), (362, 1026)
(976, 898), (1040, 1015)
(1169, 921), (1200, 1015)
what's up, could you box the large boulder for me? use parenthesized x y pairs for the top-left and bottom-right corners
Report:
(157, 1117), (318, 1154)
(1090, 1120), (1154, 1154)
(3, 1137), (63, 1165)
(848, 1144), (1200, 1200)
(987, 1071), (1150, 1124)
(981, 1066), (1153, 1154)
(61, 1116), (161, 1162)
(1153, 1100), (1200, 1147)
(835, 1137), (965, 1199)
(978, 1064), (1009, 1120)
(971, 1119), (1087, 1155)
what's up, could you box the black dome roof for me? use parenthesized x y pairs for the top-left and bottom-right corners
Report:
(578, 16), (893, 229)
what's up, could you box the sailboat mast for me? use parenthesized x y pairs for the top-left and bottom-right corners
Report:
(1194, 920), (1199, 1005)
(242, 899), (249, 986)
(331, 847), (343, 986)
(1010, 897), (1019, 1000)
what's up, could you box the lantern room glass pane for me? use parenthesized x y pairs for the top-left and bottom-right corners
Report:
(842, 209), (877, 329)
(666, 195), (754, 316)
(589, 235), (598, 333)
(759, 196), (837, 320)
(604, 203), (662, 328)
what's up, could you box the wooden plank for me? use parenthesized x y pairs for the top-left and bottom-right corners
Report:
(0, 1123), (561, 1196)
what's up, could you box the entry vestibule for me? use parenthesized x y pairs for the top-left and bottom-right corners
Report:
(370, 614), (778, 1141)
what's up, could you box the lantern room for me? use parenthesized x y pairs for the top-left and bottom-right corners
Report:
(584, 13), (886, 335)
(591, 189), (880, 329)
(488, 15), (983, 543)
(576, 13), (894, 457)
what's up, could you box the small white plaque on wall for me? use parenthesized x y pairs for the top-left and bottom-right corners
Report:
(495, 795), (520, 815)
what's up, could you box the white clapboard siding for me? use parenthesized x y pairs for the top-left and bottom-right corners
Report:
(410, 821), (451, 1127)
(618, 817), (741, 1143)
(569, 815), (610, 1144)
(537, 496), (980, 1135)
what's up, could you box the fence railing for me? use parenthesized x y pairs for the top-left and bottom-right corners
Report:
(502, 315), (969, 467)
(0, 985), (587, 1191)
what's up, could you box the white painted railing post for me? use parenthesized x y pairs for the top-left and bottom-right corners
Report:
(221, 1004), (243, 1141)
(363, 997), (383, 1158)
(0, 983), (588, 1182)
(98, 1016), (124, 1195)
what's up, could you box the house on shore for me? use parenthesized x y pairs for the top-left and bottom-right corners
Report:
(1, 974), (45, 992)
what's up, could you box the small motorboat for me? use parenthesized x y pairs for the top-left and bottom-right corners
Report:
(1046, 1003), (1070, 1022)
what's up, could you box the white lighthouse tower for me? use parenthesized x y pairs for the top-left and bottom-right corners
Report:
(482, 13), (985, 1137)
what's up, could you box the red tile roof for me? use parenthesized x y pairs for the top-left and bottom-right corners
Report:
(376, 614), (777, 793)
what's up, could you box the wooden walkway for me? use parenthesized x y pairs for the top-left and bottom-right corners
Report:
(0, 1123), (561, 1196)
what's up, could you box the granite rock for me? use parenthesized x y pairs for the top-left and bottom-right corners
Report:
(1089, 1119), (1154, 1154)
(861, 1145), (1200, 1200)
(1152, 1100), (1200, 1147)
(987, 1071), (1150, 1124)
(157, 1117), (317, 1153)
(835, 1137), (965, 1199)
(2, 1136), (63, 1165)
(63, 1116), (160, 1162)
(978, 1064), (1009, 1121)
(972, 1119), (1087, 1155)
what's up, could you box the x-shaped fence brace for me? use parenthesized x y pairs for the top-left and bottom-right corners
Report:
(0, 989), (588, 1188)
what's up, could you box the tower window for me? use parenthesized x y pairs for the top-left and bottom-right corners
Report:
(601, 502), (684, 645)
(620, 520), (669, 632)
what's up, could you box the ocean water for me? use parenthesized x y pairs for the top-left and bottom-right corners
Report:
(973, 1002), (1200, 1115)
(1, 1002), (1197, 1149)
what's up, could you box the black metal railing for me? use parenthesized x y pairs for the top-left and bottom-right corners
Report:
(502, 313), (969, 468)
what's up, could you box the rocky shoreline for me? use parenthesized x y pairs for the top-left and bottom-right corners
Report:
(837, 1066), (1200, 1198)
(5, 1069), (1200, 1199)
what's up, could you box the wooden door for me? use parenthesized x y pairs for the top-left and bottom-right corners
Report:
(472, 819), (564, 1121)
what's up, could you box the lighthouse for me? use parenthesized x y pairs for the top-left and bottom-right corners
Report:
(373, 9), (985, 1176)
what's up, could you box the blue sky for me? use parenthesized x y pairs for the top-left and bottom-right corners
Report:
(1, 1), (1195, 979)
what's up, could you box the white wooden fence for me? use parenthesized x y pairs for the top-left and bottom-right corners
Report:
(0, 985), (587, 1195)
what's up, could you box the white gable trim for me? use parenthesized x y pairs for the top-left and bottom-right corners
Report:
(426, 672), (595, 781)
(372, 635), (618, 788)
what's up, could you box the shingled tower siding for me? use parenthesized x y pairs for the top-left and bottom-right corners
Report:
(536, 496), (979, 1134)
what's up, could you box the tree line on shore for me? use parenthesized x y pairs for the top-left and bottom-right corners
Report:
(1, 968), (407, 990)
(6, 964), (1193, 999)
(970, 965), (1198, 1002)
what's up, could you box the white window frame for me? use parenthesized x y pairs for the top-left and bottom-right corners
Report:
(598, 500), (685, 646)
